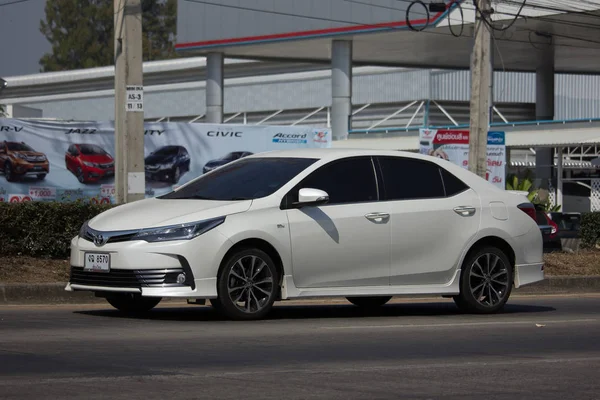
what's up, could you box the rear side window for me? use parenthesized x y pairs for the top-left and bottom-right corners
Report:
(291, 157), (378, 205)
(439, 167), (469, 197)
(377, 156), (445, 200)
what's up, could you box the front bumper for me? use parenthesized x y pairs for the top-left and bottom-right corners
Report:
(84, 166), (114, 181)
(66, 227), (232, 298)
(145, 166), (174, 181)
(15, 161), (49, 175)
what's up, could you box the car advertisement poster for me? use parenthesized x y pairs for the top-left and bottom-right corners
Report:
(0, 118), (331, 203)
(419, 128), (506, 189)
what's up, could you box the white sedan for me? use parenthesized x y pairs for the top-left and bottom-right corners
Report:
(66, 149), (544, 320)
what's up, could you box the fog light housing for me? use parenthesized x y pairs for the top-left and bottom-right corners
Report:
(176, 273), (187, 285)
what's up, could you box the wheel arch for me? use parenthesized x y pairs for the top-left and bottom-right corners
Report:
(463, 235), (517, 274)
(218, 237), (286, 288)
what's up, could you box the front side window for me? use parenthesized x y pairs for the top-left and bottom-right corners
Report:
(160, 157), (317, 201)
(290, 157), (378, 205)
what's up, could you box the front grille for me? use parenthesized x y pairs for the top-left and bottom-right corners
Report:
(81, 230), (138, 244)
(70, 267), (188, 288)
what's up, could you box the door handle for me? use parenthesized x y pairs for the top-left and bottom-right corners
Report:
(365, 212), (390, 223)
(454, 206), (476, 217)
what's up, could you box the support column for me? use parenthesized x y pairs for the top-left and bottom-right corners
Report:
(557, 147), (563, 209)
(206, 52), (224, 123)
(331, 40), (352, 141)
(535, 44), (555, 192)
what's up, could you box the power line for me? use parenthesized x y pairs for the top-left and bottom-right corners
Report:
(0, 0), (36, 7)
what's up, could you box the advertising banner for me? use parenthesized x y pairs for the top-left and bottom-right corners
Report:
(419, 128), (506, 189)
(0, 118), (331, 203)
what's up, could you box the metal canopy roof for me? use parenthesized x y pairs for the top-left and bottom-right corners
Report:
(175, 1), (600, 74)
(333, 121), (600, 151)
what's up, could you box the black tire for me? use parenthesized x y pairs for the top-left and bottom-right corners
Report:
(171, 166), (181, 184)
(347, 296), (392, 308)
(5, 162), (15, 182)
(105, 293), (162, 313)
(77, 167), (85, 183)
(216, 248), (279, 321)
(453, 246), (513, 314)
(37, 173), (46, 180)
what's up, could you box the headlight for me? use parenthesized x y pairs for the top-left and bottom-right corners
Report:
(83, 161), (97, 167)
(15, 153), (26, 160)
(132, 216), (225, 242)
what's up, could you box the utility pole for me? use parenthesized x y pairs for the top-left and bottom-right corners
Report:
(114, 0), (145, 204)
(468, 0), (492, 179)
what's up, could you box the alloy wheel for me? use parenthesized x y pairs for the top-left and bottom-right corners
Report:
(468, 253), (510, 307)
(227, 255), (274, 314)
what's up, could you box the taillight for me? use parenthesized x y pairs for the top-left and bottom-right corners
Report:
(548, 219), (558, 237)
(517, 202), (537, 222)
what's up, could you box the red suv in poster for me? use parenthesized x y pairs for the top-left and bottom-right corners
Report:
(65, 144), (115, 183)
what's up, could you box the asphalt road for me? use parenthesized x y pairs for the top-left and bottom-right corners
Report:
(1, 295), (600, 400)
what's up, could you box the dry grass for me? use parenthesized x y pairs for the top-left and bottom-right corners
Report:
(1, 251), (600, 284)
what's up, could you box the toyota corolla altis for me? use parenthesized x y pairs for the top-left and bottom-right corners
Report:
(66, 149), (544, 320)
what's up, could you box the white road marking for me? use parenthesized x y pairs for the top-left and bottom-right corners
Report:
(321, 318), (599, 330)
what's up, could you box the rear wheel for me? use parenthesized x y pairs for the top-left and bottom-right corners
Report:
(215, 248), (278, 320)
(105, 293), (162, 313)
(453, 246), (513, 314)
(346, 296), (392, 308)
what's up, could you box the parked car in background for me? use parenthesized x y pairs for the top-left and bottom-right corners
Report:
(547, 212), (581, 241)
(533, 204), (561, 251)
(0, 141), (49, 181)
(145, 145), (191, 184)
(65, 144), (115, 184)
(67, 149), (544, 320)
(203, 151), (253, 174)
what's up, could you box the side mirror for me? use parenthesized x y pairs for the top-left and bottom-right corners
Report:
(294, 188), (329, 207)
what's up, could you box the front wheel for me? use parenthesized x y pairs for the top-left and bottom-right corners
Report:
(215, 248), (279, 320)
(347, 296), (392, 308)
(105, 293), (162, 313)
(453, 246), (513, 314)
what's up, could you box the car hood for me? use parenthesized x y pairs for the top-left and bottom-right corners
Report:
(15, 151), (43, 157)
(145, 154), (173, 165)
(88, 197), (252, 231)
(80, 154), (113, 164)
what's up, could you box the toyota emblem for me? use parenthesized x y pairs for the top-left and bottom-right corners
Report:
(93, 233), (108, 247)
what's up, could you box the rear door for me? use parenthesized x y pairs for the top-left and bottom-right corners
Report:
(284, 156), (391, 288)
(375, 156), (481, 286)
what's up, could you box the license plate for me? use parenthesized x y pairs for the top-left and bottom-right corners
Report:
(84, 253), (111, 272)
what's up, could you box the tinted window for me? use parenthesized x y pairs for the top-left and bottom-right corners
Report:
(377, 156), (445, 200)
(291, 157), (378, 205)
(440, 167), (469, 196)
(160, 157), (317, 201)
(7, 142), (34, 152)
(154, 146), (180, 156)
(79, 144), (106, 155)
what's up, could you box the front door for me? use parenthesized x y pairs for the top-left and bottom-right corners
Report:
(285, 156), (391, 288)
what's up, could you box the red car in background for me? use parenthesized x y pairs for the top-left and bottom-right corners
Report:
(65, 144), (115, 183)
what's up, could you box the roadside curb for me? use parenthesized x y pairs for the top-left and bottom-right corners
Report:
(1, 276), (599, 305)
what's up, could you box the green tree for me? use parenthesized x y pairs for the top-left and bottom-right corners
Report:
(39, 0), (177, 72)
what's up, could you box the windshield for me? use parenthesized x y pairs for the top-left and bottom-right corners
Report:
(159, 157), (317, 201)
(7, 142), (34, 152)
(79, 144), (107, 155)
(153, 146), (179, 157)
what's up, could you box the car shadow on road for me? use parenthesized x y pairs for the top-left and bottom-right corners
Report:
(73, 301), (556, 322)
